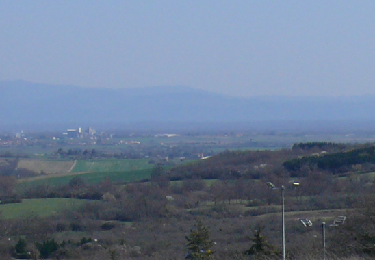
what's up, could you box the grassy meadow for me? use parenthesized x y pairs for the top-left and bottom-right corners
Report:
(0, 198), (87, 219)
(71, 158), (152, 173)
(17, 168), (154, 188)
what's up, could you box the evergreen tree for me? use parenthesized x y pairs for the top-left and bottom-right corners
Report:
(36, 238), (59, 259)
(185, 220), (214, 260)
(15, 238), (28, 259)
(245, 225), (278, 257)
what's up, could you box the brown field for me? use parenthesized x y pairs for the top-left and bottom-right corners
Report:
(17, 159), (75, 174)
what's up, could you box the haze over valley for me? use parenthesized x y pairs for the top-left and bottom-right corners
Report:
(2, 80), (375, 133)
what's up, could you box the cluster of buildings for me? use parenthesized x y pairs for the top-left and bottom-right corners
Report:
(63, 127), (96, 139)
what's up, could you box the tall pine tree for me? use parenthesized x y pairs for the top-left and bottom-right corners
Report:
(245, 225), (278, 257)
(185, 220), (214, 260)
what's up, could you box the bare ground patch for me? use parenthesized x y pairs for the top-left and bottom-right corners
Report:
(17, 159), (75, 174)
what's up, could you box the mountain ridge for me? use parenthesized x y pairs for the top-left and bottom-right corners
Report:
(1, 80), (374, 129)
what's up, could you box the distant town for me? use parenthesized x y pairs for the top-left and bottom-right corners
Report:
(0, 127), (184, 148)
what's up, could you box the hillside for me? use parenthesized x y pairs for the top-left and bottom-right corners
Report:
(167, 142), (374, 180)
(3, 141), (375, 259)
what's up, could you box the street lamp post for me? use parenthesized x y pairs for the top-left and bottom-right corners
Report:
(322, 222), (326, 260)
(281, 185), (285, 260)
(266, 182), (286, 260)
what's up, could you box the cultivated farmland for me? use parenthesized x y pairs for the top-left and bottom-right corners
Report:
(17, 159), (75, 174)
(16, 158), (156, 189)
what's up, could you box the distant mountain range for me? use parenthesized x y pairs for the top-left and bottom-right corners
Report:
(1, 80), (375, 131)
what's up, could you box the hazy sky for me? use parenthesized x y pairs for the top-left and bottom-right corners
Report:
(1, 1), (374, 97)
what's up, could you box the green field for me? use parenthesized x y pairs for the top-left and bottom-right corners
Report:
(71, 159), (152, 173)
(16, 158), (161, 188)
(0, 198), (87, 219)
(171, 179), (218, 187)
(18, 168), (154, 188)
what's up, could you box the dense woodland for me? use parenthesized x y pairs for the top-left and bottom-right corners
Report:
(0, 142), (375, 259)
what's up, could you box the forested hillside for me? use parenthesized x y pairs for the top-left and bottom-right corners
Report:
(1, 142), (375, 259)
(167, 142), (373, 181)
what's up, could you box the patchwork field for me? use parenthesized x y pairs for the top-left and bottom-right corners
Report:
(0, 198), (87, 219)
(16, 159), (153, 176)
(15, 158), (156, 190)
(17, 159), (75, 174)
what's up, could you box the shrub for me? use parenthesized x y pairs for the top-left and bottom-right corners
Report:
(80, 237), (93, 245)
(101, 222), (116, 230)
(14, 238), (29, 259)
(70, 222), (84, 231)
(1, 197), (22, 204)
(56, 223), (67, 232)
(36, 238), (59, 259)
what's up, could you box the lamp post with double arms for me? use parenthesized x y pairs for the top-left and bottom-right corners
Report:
(322, 222), (326, 260)
(281, 185), (285, 260)
(266, 182), (286, 260)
